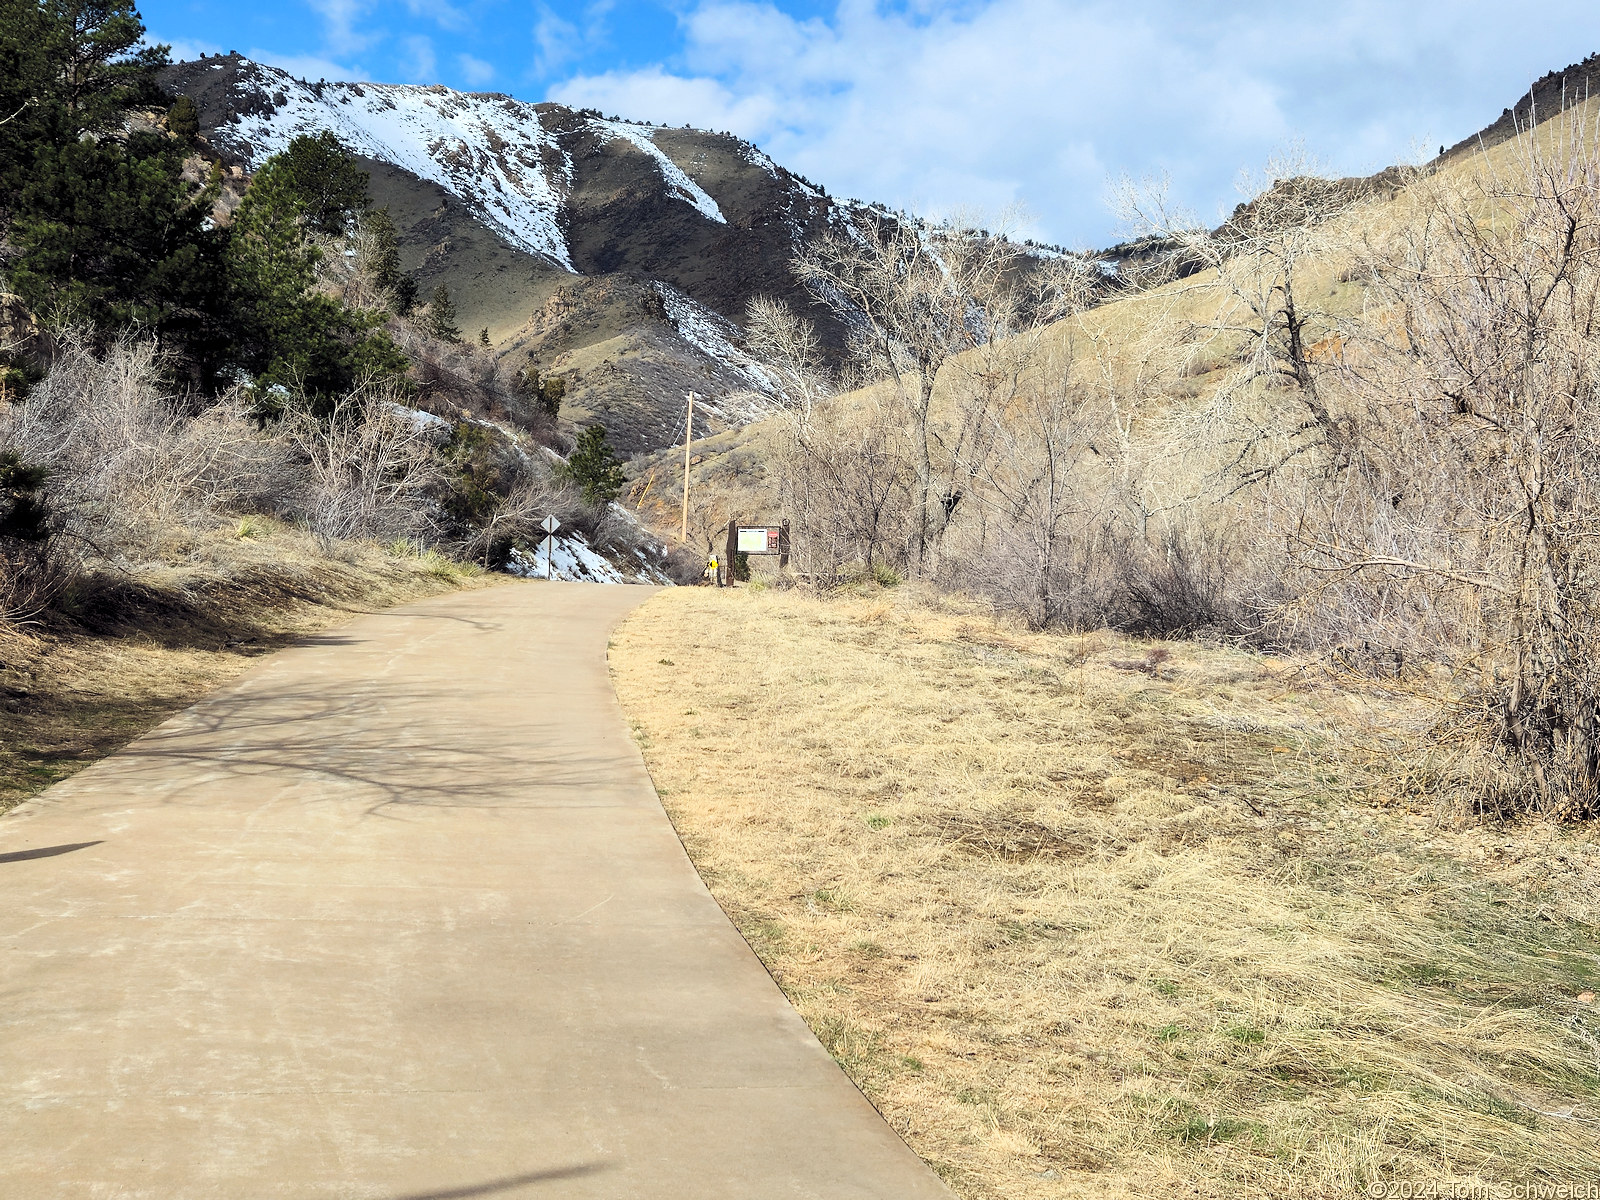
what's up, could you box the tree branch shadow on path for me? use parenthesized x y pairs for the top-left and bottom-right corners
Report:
(384, 1163), (609, 1199)
(0, 841), (101, 863)
(34, 680), (643, 821)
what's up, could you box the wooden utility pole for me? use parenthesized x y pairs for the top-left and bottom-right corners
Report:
(680, 391), (695, 545)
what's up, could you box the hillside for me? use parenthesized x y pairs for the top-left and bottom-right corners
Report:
(159, 54), (855, 454)
(642, 66), (1600, 555)
(1441, 52), (1600, 160)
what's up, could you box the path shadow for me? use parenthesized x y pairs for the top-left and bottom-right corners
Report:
(92, 681), (641, 819)
(0, 841), (102, 864)
(385, 1163), (608, 1199)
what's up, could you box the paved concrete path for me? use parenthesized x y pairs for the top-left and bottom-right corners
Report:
(1, 583), (952, 1200)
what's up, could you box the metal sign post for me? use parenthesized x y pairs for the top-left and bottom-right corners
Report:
(540, 514), (561, 580)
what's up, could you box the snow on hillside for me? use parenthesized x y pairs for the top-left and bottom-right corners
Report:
(215, 66), (577, 269)
(653, 283), (786, 422)
(206, 64), (768, 271)
(590, 119), (726, 224)
(506, 532), (669, 584)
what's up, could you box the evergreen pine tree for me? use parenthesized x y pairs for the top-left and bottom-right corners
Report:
(562, 425), (626, 505)
(0, 0), (224, 356)
(364, 207), (416, 314)
(223, 152), (406, 408)
(272, 131), (369, 236)
(9, 129), (224, 347)
(0, 451), (49, 543)
(429, 284), (461, 343)
(539, 374), (565, 419)
(166, 95), (199, 140)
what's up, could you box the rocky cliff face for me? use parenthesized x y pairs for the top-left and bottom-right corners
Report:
(160, 54), (855, 453)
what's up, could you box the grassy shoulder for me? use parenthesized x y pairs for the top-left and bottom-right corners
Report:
(610, 585), (1600, 1199)
(0, 518), (498, 815)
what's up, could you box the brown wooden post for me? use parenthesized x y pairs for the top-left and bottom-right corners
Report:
(725, 519), (738, 587)
(779, 520), (790, 570)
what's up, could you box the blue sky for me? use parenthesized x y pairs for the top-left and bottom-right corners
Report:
(143, 0), (1600, 246)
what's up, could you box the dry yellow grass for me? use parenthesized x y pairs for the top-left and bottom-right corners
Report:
(610, 585), (1600, 1198)
(0, 519), (497, 814)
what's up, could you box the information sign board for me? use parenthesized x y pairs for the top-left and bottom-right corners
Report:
(736, 526), (783, 554)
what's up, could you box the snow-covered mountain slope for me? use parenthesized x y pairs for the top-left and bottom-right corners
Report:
(164, 55), (1084, 457)
(163, 55), (840, 289)
(221, 71), (576, 269)
(161, 54), (866, 454)
(171, 59), (758, 271)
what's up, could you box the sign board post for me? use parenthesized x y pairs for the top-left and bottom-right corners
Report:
(724, 519), (790, 584)
(540, 514), (561, 581)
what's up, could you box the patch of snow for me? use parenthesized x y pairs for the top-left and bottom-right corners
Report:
(506, 532), (667, 584)
(386, 402), (452, 434)
(740, 143), (782, 180)
(652, 283), (787, 422)
(227, 69), (574, 270)
(589, 119), (726, 224)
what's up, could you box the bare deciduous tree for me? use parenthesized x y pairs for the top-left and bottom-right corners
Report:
(795, 208), (1087, 576)
(1116, 151), (1380, 486)
(1303, 110), (1600, 818)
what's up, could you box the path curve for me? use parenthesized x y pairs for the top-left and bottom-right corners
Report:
(1, 582), (953, 1199)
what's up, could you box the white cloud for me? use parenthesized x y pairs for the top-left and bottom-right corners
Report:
(532, 0), (624, 79)
(551, 65), (777, 130)
(399, 34), (437, 83)
(404, 0), (471, 34)
(547, 0), (1600, 245)
(305, 0), (377, 56)
(533, 4), (583, 75)
(457, 53), (496, 87)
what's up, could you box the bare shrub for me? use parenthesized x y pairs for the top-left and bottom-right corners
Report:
(457, 468), (580, 569)
(0, 474), (62, 626)
(954, 340), (1119, 629)
(387, 321), (553, 441)
(777, 391), (914, 583)
(1115, 524), (1259, 638)
(1306, 109), (1600, 819)
(276, 385), (441, 543)
(1, 334), (294, 562)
